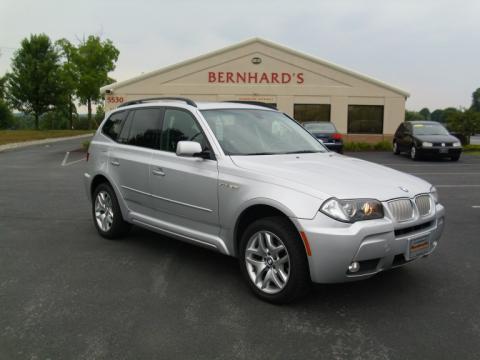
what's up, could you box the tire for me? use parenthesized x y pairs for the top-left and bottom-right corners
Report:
(393, 141), (400, 155)
(92, 183), (131, 239)
(450, 154), (460, 161)
(239, 216), (311, 304)
(410, 146), (419, 161)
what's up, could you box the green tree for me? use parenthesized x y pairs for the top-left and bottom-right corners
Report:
(0, 75), (6, 99)
(95, 104), (105, 124)
(405, 110), (424, 121)
(471, 88), (480, 112)
(419, 107), (430, 120)
(56, 39), (78, 129)
(0, 100), (13, 129)
(73, 36), (119, 129)
(447, 108), (480, 144)
(430, 109), (444, 123)
(6, 34), (63, 129)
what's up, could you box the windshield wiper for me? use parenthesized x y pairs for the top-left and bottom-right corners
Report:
(243, 152), (278, 156)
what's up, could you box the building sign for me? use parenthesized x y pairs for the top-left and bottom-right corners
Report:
(208, 72), (304, 84)
(106, 96), (125, 104)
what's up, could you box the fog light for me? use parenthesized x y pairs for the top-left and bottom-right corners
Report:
(432, 241), (438, 248)
(348, 261), (360, 273)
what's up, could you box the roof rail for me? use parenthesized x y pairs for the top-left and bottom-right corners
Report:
(118, 97), (197, 108)
(224, 101), (277, 110)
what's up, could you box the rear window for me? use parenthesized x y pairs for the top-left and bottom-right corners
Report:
(102, 111), (126, 141)
(120, 108), (162, 149)
(304, 122), (336, 132)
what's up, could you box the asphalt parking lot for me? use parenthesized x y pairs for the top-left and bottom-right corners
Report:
(1, 138), (479, 359)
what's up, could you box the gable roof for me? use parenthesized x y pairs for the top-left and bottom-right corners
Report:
(101, 37), (409, 97)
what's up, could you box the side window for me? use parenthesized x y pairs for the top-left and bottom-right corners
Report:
(395, 124), (404, 137)
(120, 108), (162, 149)
(160, 108), (206, 152)
(102, 111), (126, 141)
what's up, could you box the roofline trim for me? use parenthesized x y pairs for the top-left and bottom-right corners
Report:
(101, 37), (410, 97)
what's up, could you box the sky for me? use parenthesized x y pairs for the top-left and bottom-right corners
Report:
(0, 0), (479, 111)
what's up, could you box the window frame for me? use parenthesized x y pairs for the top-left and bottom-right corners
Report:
(293, 103), (331, 123)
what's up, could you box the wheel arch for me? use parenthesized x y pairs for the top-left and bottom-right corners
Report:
(233, 202), (301, 257)
(90, 173), (129, 220)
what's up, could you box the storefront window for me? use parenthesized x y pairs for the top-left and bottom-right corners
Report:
(294, 104), (331, 123)
(347, 105), (384, 134)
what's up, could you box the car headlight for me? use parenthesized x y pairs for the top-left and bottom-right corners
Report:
(320, 198), (384, 223)
(453, 142), (461, 147)
(422, 142), (433, 147)
(430, 186), (439, 204)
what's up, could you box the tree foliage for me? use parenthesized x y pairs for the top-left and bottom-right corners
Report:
(73, 36), (119, 128)
(419, 107), (430, 120)
(6, 34), (63, 129)
(471, 88), (480, 112)
(446, 108), (480, 144)
(56, 39), (79, 129)
(0, 100), (14, 129)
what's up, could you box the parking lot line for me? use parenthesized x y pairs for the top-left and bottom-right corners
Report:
(61, 151), (86, 167)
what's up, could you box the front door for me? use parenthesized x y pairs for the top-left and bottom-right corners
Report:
(149, 107), (219, 239)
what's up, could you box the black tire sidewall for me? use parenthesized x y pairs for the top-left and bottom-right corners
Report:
(239, 217), (310, 304)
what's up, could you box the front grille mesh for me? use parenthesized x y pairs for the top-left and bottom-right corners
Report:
(388, 199), (414, 222)
(415, 195), (432, 216)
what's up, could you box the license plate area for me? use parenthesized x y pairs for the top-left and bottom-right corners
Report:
(407, 235), (431, 260)
(439, 148), (448, 153)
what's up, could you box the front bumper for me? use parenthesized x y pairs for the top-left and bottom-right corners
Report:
(292, 202), (445, 283)
(419, 146), (462, 157)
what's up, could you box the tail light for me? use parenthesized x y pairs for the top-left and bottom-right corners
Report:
(332, 133), (342, 140)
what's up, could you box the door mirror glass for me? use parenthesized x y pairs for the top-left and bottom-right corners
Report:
(176, 141), (202, 157)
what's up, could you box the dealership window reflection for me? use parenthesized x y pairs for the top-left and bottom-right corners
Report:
(348, 105), (384, 134)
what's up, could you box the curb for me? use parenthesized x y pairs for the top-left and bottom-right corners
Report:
(0, 133), (94, 153)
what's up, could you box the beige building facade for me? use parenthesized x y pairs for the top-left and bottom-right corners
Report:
(101, 38), (409, 142)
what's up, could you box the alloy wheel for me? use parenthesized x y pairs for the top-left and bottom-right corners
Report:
(95, 191), (114, 232)
(244, 231), (290, 294)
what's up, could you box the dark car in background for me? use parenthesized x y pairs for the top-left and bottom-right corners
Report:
(393, 121), (462, 161)
(303, 121), (343, 153)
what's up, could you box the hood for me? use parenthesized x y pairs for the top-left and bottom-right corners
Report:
(414, 134), (459, 143)
(230, 153), (431, 201)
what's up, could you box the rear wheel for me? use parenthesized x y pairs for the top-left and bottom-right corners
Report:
(92, 183), (131, 239)
(393, 141), (400, 155)
(239, 216), (310, 304)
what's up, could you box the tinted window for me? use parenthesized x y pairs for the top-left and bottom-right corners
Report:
(102, 111), (126, 140)
(348, 105), (384, 134)
(123, 108), (162, 149)
(161, 109), (206, 152)
(294, 104), (331, 123)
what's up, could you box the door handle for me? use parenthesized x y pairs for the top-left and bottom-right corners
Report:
(111, 160), (120, 166)
(152, 168), (165, 177)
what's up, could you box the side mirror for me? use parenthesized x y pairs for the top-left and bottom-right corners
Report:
(176, 141), (202, 157)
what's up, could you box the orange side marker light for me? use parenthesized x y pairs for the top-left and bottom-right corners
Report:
(300, 231), (312, 256)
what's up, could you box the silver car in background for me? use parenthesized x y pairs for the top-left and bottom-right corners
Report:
(84, 97), (445, 303)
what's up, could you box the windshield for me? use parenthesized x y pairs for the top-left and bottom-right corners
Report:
(201, 109), (328, 155)
(304, 122), (336, 132)
(412, 123), (449, 135)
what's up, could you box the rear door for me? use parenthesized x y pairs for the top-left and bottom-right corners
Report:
(108, 107), (163, 216)
(149, 107), (220, 238)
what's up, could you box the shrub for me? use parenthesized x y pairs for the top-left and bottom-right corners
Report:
(344, 140), (392, 152)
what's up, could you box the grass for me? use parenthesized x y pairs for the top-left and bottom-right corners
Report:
(464, 144), (480, 152)
(0, 130), (93, 146)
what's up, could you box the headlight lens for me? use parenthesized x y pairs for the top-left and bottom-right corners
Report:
(320, 198), (384, 223)
(422, 141), (433, 147)
(430, 186), (439, 204)
(453, 142), (461, 147)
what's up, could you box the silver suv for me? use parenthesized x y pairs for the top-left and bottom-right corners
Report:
(84, 97), (445, 303)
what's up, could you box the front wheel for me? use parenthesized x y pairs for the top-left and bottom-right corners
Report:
(239, 217), (311, 304)
(451, 154), (460, 161)
(393, 141), (400, 155)
(92, 183), (131, 239)
(410, 146), (419, 161)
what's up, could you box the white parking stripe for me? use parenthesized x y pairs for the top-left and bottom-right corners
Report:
(472, 206), (480, 208)
(61, 151), (86, 166)
(61, 152), (70, 166)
